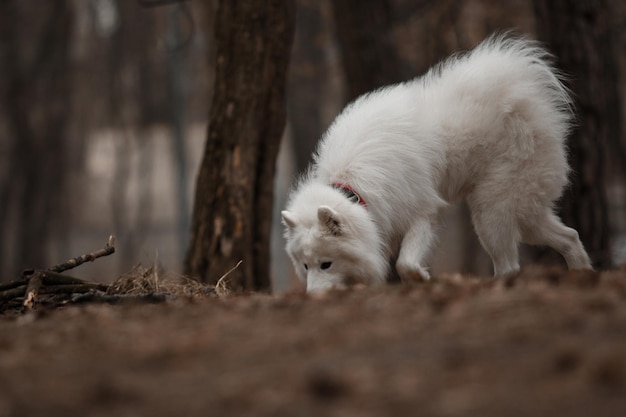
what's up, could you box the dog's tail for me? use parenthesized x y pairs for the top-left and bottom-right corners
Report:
(427, 32), (574, 148)
(475, 32), (573, 116)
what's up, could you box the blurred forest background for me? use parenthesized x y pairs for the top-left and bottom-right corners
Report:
(0, 0), (625, 292)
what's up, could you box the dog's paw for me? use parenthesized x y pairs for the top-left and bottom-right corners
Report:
(396, 262), (430, 283)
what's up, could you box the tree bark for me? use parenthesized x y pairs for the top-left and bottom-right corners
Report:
(331, 0), (406, 103)
(533, 0), (620, 268)
(0, 1), (73, 280)
(185, 0), (295, 290)
(288, 0), (327, 173)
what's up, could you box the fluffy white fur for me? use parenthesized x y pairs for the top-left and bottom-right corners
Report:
(282, 34), (592, 292)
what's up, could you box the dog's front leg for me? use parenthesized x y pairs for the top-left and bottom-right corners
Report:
(395, 217), (436, 282)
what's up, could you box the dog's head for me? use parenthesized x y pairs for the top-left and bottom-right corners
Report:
(281, 204), (387, 292)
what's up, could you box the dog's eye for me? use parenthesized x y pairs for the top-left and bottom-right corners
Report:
(320, 262), (332, 270)
(304, 263), (308, 271)
(348, 194), (360, 204)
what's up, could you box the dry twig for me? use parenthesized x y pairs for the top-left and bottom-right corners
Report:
(1, 237), (116, 313)
(1, 235), (218, 315)
(48, 235), (116, 273)
(215, 260), (243, 297)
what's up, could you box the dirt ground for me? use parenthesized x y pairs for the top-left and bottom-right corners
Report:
(1, 266), (626, 417)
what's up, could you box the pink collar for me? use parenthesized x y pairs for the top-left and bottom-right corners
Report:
(332, 183), (367, 208)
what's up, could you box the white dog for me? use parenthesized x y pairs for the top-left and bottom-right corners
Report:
(282, 34), (592, 292)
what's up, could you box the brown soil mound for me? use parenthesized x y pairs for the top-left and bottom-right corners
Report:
(1, 266), (626, 416)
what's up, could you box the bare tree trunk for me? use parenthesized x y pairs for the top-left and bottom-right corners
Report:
(330, 0), (406, 102)
(185, 0), (295, 290)
(108, 0), (136, 271)
(0, 1), (73, 280)
(166, 5), (191, 263)
(108, 0), (158, 272)
(288, 0), (327, 173)
(533, 0), (621, 268)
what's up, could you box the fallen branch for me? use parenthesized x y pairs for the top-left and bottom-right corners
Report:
(70, 292), (172, 305)
(0, 236), (116, 313)
(47, 235), (116, 274)
(1, 236), (217, 315)
(0, 286), (28, 303)
(23, 273), (42, 309)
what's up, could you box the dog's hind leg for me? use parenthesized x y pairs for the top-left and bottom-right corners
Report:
(468, 195), (521, 277)
(521, 209), (592, 270)
(396, 217), (437, 281)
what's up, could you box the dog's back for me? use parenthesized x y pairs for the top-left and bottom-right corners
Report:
(313, 34), (572, 241)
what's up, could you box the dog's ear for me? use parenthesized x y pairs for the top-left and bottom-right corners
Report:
(317, 206), (342, 236)
(281, 210), (298, 229)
